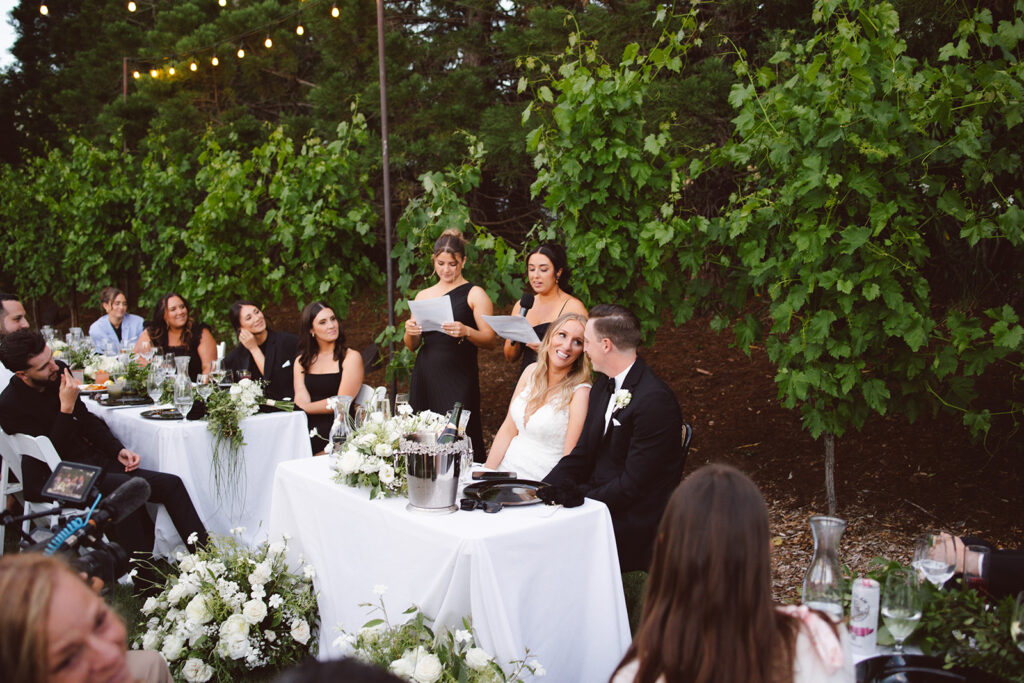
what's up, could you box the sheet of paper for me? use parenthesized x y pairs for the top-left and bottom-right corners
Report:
(482, 315), (542, 345)
(408, 297), (454, 333)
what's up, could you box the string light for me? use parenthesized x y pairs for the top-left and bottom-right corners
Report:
(150, 68), (159, 78)
(295, 24), (304, 36)
(127, 1), (136, 11)
(331, 5), (339, 18)
(39, 4), (48, 15)
(168, 66), (175, 75)
(190, 61), (198, 72)
(211, 55), (220, 66)
(132, 70), (141, 79)
(236, 46), (245, 59)
(264, 36), (273, 49)
(218, 0), (226, 6)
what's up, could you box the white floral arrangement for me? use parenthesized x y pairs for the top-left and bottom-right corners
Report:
(133, 531), (318, 682)
(613, 389), (632, 411)
(83, 353), (122, 380)
(330, 408), (448, 499)
(334, 587), (543, 682)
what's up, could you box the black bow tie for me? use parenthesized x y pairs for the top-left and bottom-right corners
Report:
(605, 380), (616, 397)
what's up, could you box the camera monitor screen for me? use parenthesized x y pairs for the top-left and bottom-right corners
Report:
(42, 462), (103, 505)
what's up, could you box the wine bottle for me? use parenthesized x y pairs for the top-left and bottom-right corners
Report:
(437, 402), (463, 444)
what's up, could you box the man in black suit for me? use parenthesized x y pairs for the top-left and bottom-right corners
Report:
(543, 304), (684, 572)
(0, 329), (207, 558)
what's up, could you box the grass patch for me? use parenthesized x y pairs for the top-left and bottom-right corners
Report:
(622, 570), (648, 636)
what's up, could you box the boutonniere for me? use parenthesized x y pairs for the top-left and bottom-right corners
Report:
(613, 389), (632, 411)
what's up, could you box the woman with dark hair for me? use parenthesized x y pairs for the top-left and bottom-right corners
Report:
(484, 313), (591, 480)
(293, 301), (363, 454)
(0, 553), (172, 683)
(611, 464), (853, 683)
(504, 243), (587, 376)
(222, 300), (298, 401)
(88, 287), (145, 354)
(403, 229), (496, 461)
(133, 293), (217, 379)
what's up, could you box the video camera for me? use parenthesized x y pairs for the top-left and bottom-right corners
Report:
(1, 463), (151, 587)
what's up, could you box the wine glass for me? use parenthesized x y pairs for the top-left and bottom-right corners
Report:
(173, 380), (194, 420)
(395, 392), (412, 416)
(882, 569), (922, 652)
(195, 374), (216, 403)
(353, 404), (367, 429)
(147, 367), (166, 406)
(210, 368), (227, 388)
(137, 340), (156, 364)
(236, 369), (252, 382)
(912, 531), (957, 587)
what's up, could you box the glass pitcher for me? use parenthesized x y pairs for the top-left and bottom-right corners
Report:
(802, 515), (846, 621)
(327, 395), (355, 455)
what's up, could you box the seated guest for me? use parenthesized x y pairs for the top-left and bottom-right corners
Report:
(134, 293), (217, 379)
(293, 302), (363, 454)
(938, 532), (1024, 600)
(223, 300), (298, 401)
(542, 304), (684, 572)
(0, 292), (31, 388)
(484, 313), (591, 480)
(0, 553), (172, 682)
(0, 330), (207, 558)
(88, 286), (146, 354)
(504, 243), (588, 376)
(612, 464), (854, 683)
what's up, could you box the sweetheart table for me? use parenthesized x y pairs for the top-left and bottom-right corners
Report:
(269, 457), (632, 681)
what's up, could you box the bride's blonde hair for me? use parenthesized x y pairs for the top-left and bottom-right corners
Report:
(524, 313), (591, 420)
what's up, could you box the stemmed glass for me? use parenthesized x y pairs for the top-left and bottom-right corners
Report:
(147, 367), (166, 407)
(137, 340), (157, 364)
(195, 374), (216, 404)
(173, 380), (194, 421)
(912, 531), (957, 587)
(881, 569), (923, 652)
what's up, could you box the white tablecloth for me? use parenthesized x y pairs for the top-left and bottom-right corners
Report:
(269, 458), (632, 682)
(86, 400), (310, 555)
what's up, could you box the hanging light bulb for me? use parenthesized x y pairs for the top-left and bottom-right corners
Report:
(264, 36), (272, 49)
(295, 24), (304, 36)
(132, 70), (140, 79)
(218, 0), (226, 6)
(127, 1), (136, 11)
(211, 55), (220, 66)
(39, 4), (48, 15)
(150, 68), (159, 78)
(237, 46), (245, 59)
(189, 61), (198, 72)
(168, 66), (175, 76)
(331, 5), (340, 18)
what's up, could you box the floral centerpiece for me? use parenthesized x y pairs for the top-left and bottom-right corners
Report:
(50, 338), (97, 371)
(133, 531), (319, 682)
(335, 587), (543, 682)
(205, 378), (293, 498)
(329, 406), (448, 499)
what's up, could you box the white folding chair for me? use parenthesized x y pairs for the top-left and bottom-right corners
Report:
(0, 429), (24, 553)
(353, 384), (375, 408)
(2, 432), (66, 548)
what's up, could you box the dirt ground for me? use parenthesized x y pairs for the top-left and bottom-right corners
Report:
(274, 292), (1024, 600)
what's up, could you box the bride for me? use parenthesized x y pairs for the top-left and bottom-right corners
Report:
(484, 313), (591, 480)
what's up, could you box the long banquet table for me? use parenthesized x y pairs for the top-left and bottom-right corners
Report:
(269, 457), (632, 682)
(86, 399), (311, 555)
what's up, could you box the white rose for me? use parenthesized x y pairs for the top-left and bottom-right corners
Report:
(184, 594), (213, 625)
(268, 540), (286, 556)
(390, 656), (415, 678)
(142, 629), (162, 651)
(248, 561), (272, 586)
(178, 555), (196, 573)
(465, 647), (493, 671)
(141, 597), (159, 616)
(181, 658), (214, 683)
(242, 598), (268, 625)
(229, 383), (241, 397)
(378, 464), (396, 485)
(412, 649), (443, 683)
(356, 433), (377, 449)
(290, 618), (311, 645)
(264, 630), (276, 642)
(369, 411), (385, 424)
(338, 449), (363, 475)
(219, 614), (250, 642)
(397, 403), (414, 416)
(373, 442), (393, 458)
(160, 632), (186, 661)
(166, 582), (188, 605)
(220, 634), (250, 660)
(359, 456), (380, 474)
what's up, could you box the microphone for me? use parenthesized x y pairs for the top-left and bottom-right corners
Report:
(38, 478), (151, 555)
(519, 291), (535, 317)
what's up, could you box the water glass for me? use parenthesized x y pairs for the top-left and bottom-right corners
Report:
(912, 531), (957, 587)
(395, 392), (411, 415)
(881, 569), (922, 652)
(236, 369), (252, 381)
(196, 374), (216, 402)
(173, 381), (194, 420)
(147, 367), (165, 405)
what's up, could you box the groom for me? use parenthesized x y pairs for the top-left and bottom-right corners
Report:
(543, 304), (684, 572)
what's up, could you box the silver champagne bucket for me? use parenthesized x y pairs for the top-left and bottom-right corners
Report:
(401, 432), (470, 514)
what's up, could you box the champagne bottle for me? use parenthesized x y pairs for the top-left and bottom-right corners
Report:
(437, 402), (463, 444)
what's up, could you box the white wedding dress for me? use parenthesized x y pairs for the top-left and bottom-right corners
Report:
(500, 380), (590, 482)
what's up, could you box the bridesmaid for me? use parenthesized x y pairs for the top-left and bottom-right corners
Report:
(134, 293), (217, 379)
(222, 300), (298, 401)
(293, 301), (364, 454)
(88, 287), (145, 353)
(404, 229), (496, 461)
(504, 243), (587, 376)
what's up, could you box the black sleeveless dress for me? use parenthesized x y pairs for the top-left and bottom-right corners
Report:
(304, 370), (341, 454)
(409, 282), (485, 461)
(163, 323), (212, 380)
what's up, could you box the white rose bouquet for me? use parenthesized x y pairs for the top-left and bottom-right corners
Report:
(133, 532), (318, 681)
(330, 409), (448, 499)
(334, 590), (542, 682)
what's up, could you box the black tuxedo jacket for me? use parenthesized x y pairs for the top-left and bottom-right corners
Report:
(223, 330), (299, 401)
(0, 362), (125, 498)
(544, 356), (684, 572)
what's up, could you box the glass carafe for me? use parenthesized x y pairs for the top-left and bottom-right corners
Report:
(327, 395), (355, 455)
(802, 515), (846, 621)
(172, 356), (193, 412)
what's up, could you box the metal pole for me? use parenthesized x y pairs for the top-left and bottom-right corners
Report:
(376, 0), (397, 401)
